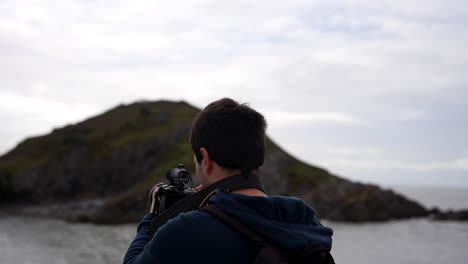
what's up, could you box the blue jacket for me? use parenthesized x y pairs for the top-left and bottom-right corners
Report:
(123, 191), (333, 263)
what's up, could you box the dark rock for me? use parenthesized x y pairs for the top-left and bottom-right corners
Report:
(430, 208), (468, 221)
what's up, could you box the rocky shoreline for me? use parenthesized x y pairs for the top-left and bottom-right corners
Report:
(429, 208), (468, 221)
(1, 200), (467, 224)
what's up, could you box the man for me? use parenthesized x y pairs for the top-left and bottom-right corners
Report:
(123, 98), (333, 263)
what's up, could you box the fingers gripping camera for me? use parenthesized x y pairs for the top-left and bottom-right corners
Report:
(148, 183), (165, 214)
(148, 164), (197, 215)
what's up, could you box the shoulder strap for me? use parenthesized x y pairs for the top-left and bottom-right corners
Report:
(201, 204), (269, 247)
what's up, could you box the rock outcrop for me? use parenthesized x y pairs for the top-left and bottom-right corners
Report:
(429, 208), (468, 221)
(0, 100), (431, 223)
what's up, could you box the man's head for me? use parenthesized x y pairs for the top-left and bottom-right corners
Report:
(190, 98), (267, 186)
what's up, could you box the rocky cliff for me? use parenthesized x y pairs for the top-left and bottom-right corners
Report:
(0, 100), (429, 223)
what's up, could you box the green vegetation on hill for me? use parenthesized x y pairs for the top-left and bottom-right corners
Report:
(0, 100), (429, 223)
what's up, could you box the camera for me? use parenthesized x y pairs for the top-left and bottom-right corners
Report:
(150, 164), (196, 215)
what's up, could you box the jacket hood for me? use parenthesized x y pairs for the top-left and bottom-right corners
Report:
(208, 191), (333, 253)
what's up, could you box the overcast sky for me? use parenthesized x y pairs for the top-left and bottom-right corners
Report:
(1, 0), (467, 188)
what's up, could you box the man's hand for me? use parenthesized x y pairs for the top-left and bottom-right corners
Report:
(149, 183), (203, 214)
(149, 183), (165, 214)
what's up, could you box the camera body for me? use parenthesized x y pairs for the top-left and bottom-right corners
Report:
(152, 164), (196, 214)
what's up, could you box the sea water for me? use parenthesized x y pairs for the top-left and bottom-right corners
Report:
(1, 186), (467, 264)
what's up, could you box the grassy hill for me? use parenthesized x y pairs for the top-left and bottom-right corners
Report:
(0, 100), (428, 223)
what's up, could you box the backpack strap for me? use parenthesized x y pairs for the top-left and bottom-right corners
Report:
(291, 246), (335, 264)
(202, 204), (336, 264)
(201, 204), (269, 247)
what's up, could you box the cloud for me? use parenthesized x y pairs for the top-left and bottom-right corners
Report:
(320, 146), (381, 156)
(0, 91), (99, 155)
(0, 0), (467, 186)
(322, 157), (468, 172)
(0, 91), (97, 121)
(263, 110), (360, 125)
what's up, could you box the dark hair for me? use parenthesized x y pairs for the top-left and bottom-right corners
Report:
(190, 98), (267, 172)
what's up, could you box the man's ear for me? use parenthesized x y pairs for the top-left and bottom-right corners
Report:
(199, 147), (212, 175)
